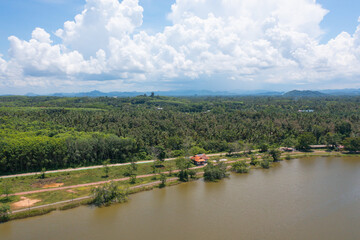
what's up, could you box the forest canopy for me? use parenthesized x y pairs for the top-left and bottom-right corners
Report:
(0, 95), (359, 174)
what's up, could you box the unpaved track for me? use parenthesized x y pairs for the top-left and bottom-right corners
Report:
(3, 165), (208, 197)
(0, 152), (238, 179)
(11, 178), (179, 214)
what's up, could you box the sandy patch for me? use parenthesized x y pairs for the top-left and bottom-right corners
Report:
(66, 189), (77, 193)
(42, 183), (64, 188)
(12, 197), (41, 209)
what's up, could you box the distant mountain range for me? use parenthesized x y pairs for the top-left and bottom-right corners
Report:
(7, 88), (360, 97)
(282, 90), (326, 97)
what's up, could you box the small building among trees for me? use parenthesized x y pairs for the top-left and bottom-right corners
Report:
(191, 154), (209, 166)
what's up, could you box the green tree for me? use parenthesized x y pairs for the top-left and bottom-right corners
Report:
(1, 181), (12, 200)
(91, 182), (128, 206)
(167, 167), (173, 176)
(175, 157), (191, 170)
(189, 146), (206, 156)
(268, 148), (281, 162)
(335, 121), (352, 138)
(178, 170), (189, 182)
(103, 159), (110, 178)
(203, 162), (227, 181)
(124, 165), (137, 183)
(151, 161), (159, 180)
(296, 132), (316, 151)
(259, 143), (269, 153)
(343, 137), (360, 152)
(40, 167), (46, 179)
(227, 142), (240, 155)
(159, 174), (167, 188)
(282, 137), (296, 148)
(231, 160), (250, 173)
(130, 174), (137, 184)
(324, 132), (341, 148)
(261, 160), (270, 169)
(0, 204), (11, 222)
(152, 146), (166, 162)
(188, 169), (197, 179)
(250, 155), (260, 166)
(130, 161), (138, 171)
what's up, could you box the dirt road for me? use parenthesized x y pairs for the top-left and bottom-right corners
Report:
(0, 152), (235, 179)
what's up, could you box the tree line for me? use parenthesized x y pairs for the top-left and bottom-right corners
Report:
(0, 95), (359, 174)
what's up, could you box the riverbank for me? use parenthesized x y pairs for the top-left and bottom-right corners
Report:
(1, 150), (358, 223)
(7, 176), (196, 222)
(3, 156), (360, 240)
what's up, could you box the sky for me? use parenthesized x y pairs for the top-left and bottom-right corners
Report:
(0, 0), (359, 94)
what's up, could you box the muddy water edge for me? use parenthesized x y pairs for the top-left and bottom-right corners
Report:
(1, 156), (360, 240)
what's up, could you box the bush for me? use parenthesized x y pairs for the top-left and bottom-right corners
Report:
(130, 175), (136, 184)
(204, 162), (227, 182)
(268, 149), (281, 162)
(250, 155), (259, 166)
(40, 167), (46, 179)
(178, 170), (189, 182)
(259, 143), (269, 153)
(189, 146), (206, 156)
(261, 160), (270, 169)
(0, 180), (12, 200)
(285, 154), (291, 160)
(296, 132), (316, 151)
(188, 169), (197, 179)
(231, 161), (250, 173)
(159, 174), (167, 188)
(343, 137), (360, 152)
(171, 150), (185, 157)
(0, 204), (11, 222)
(91, 182), (128, 207)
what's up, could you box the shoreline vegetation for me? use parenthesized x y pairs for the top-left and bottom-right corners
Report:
(1, 150), (358, 223)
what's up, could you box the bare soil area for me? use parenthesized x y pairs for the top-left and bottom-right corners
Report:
(42, 183), (64, 188)
(12, 197), (41, 209)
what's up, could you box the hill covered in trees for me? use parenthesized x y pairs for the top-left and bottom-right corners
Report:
(282, 90), (327, 98)
(0, 95), (359, 174)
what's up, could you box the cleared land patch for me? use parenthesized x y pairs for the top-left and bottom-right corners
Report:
(12, 197), (41, 209)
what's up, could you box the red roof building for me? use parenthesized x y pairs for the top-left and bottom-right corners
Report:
(191, 154), (209, 165)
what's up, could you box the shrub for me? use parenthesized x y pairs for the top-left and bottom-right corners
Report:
(259, 143), (269, 153)
(178, 170), (189, 182)
(130, 175), (136, 184)
(261, 160), (270, 169)
(188, 169), (197, 179)
(204, 162), (227, 182)
(159, 174), (167, 188)
(268, 149), (281, 162)
(0, 204), (11, 222)
(231, 161), (250, 173)
(250, 155), (259, 166)
(296, 132), (316, 151)
(91, 182), (128, 207)
(40, 167), (46, 179)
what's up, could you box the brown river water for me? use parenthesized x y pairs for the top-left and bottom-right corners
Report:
(1, 156), (360, 240)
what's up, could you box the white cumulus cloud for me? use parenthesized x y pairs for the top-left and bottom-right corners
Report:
(0, 0), (360, 93)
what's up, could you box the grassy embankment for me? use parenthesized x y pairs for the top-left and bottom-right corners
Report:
(2, 160), (182, 193)
(1, 150), (357, 222)
(8, 178), (185, 222)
